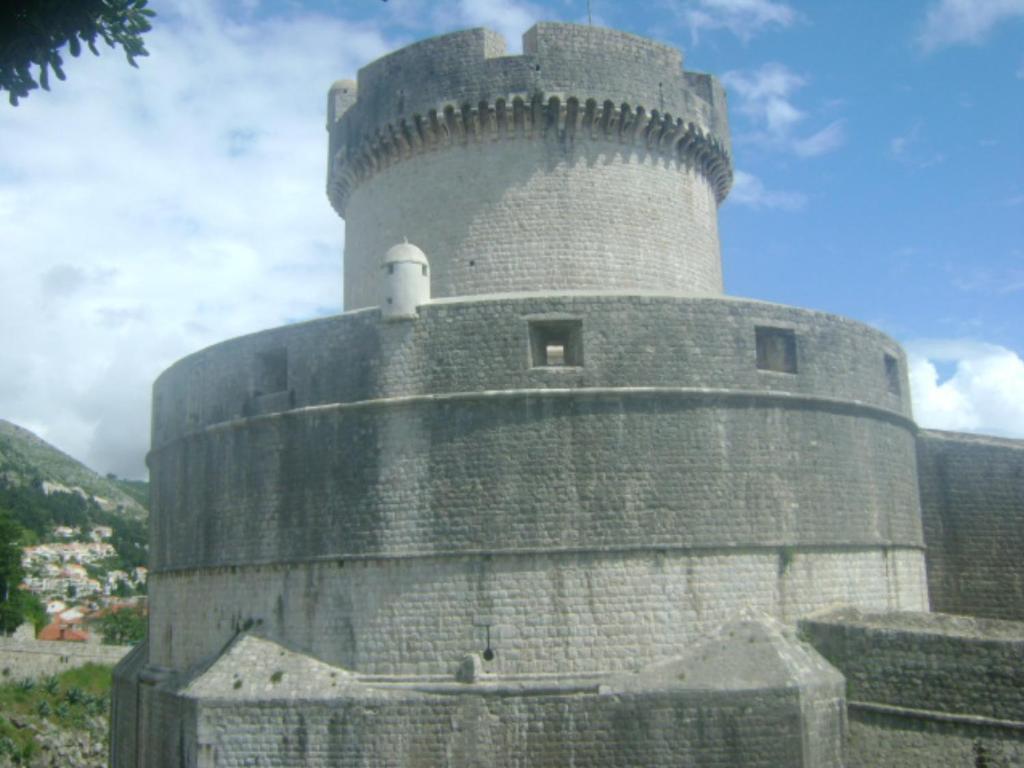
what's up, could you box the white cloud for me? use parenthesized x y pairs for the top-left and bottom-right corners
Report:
(918, 0), (1024, 51)
(381, 0), (541, 51)
(888, 123), (946, 168)
(792, 120), (845, 157)
(722, 63), (845, 156)
(0, 0), (550, 479)
(673, 0), (799, 42)
(0, 1), (396, 477)
(729, 170), (806, 210)
(451, 0), (542, 49)
(907, 340), (1024, 438)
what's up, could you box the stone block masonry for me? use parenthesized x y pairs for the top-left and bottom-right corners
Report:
(800, 609), (1024, 767)
(115, 618), (845, 767)
(147, 549), (925, 676)
(917, 429), (1024, 620)
(144, 294), (927, 677)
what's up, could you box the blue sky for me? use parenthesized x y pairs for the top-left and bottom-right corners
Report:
(0, 0), (1021, 478)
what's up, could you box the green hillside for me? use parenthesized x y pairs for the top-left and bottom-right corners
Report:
(0, 420), (147, 520)
(0, 421), (149, 634)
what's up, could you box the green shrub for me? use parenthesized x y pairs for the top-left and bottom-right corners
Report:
(42, 675), (59, 695)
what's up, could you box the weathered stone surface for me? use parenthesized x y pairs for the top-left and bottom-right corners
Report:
(116, 618), (845, 767)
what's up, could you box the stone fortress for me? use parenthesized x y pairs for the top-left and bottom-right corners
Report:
(111, 23), (1024, 767)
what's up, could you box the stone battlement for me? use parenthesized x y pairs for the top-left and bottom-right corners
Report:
(327, 24), (732, 216)
(328, 94), (732, 215)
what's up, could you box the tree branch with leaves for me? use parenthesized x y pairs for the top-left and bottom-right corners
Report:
(0, 0), (155, 106)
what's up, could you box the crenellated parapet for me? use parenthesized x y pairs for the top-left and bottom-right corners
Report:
(328, 94), (733, 216)
(327, 24), (731, 218)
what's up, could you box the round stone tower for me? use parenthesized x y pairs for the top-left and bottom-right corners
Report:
(114, 23), (929, 768)
(328, 24), (732, 307)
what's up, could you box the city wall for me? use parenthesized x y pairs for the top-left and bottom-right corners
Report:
(0, 635), (131, 680)
(800, 609), (1024, 767)
(917, 429), (1024, 620)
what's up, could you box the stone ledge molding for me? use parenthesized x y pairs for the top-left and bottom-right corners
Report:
(328, 95), (733, 216)
(148, 544), (927, 577)
(149, 384), (916, 457)
(849, 701), (1024, 732)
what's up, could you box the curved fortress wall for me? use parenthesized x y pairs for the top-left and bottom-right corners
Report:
(147, 295), (927, 675)
(328, 25), (732, 308)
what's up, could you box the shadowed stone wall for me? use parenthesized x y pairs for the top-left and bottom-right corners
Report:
(917, 430), (1024, 620)
(801, 609), (1024, 768)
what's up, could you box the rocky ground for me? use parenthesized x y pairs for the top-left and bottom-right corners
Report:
(0, 714), (106, 767)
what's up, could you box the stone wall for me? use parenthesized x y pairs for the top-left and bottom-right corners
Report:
(151, 295), (913, 451)
(110, 643), (147, 768)
(145, 295), (926, 674)
(917, 429), (1024, 620)
(342, 141), (724, 307)
(0, 635), (131, 681)
(116, 622), (846, 768)
(800, 609), (1024, 767)
(149, 297), (919, 570)
(148, 549), (926, 675)
(191, 688), (818, 767)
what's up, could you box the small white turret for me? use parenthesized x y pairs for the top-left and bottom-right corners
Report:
(381, 242), (430, 320)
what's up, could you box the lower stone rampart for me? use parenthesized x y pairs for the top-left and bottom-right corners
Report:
(114, 618), (846, 767)
(799, 608), (1024, 767)
(148, 548), (926, 675)
(845, 704), (1024, 768)
(917, 430), (1024, 620)
(193, 687), (815, 767)
(0, 635), (131, 680)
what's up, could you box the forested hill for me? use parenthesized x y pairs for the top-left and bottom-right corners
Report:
(0, 420), (147, 520)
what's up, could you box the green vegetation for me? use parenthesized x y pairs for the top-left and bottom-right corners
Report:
(97, 605), (146, 645)
(0, 510), (44, 634)
(0, 479), (148, 572)
(108, 475), (149, 508)
(0, 664), (112, 762)
(0, 0), (155, 106)
(0, 419), (147, 519)
(0, 421), (149, 635)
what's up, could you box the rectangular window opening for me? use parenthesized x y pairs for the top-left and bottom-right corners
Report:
(254, 348), (288, 396)
(529, 319), (582, 367)
(755, 326), (797, 374)
(884, 353), (901, 395)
